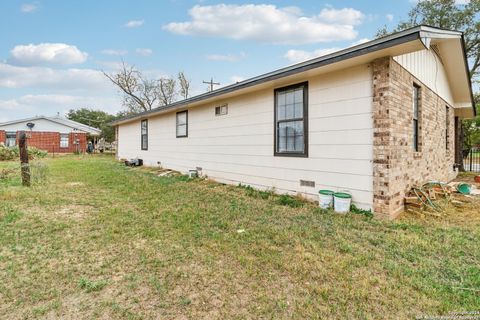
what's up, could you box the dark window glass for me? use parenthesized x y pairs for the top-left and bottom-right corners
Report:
(5, 132), (16, 147)
(176, 111), (188, 137)
(141, 120), (148, 150)
(215, 104), (228, 116)
(413, 85), (420, 151)
(445, 106), (449, 150)
(275, 83), (308, 156)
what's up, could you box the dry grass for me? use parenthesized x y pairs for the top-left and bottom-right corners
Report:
(0, 155), (479, 319)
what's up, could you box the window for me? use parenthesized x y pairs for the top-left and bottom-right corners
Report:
(5, 132), (16, 147)
(176, 111), (188, 138)
(445, 106), (450, 151)
(274, 82), (308, 157)
(60, 134), (69, 148)
(215, 104), (228, 116)
(141, 119), (148, 150)
(413, 85), (420, 152)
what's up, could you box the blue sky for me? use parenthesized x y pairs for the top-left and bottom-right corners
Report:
(0, 0), (429, 121)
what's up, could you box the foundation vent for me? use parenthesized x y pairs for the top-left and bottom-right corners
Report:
(300, 180), (315, 188)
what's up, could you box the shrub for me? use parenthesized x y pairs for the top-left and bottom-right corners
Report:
(277, 194), (305, 208)
(239, 184), (273, 199)
(0, 145), (18, 161)
(28, 147), (48, 159)
(0, 145), (47, 161)
(350, 204), (373, 217)
(78, 278), (108, 292)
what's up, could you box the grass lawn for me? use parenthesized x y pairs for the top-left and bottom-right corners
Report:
(0, 155), (479, 319)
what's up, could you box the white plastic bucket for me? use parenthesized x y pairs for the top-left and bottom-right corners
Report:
(334, 192), (352, 214)
(318, 190), (334, 209)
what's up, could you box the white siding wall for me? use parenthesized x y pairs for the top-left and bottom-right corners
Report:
(0, 118), (77, 133)
(394, 49), (453, 105)
(118, 65), (374, 209)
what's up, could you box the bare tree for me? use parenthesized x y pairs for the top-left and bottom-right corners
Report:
(103, 61), (152, 113)
(103, 61), (191, 114)
(158, 77), (177, 105)
(178, 71), (190, 100)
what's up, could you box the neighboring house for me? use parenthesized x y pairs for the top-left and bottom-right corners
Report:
(112, 26), (475, 218)
(0, 116), (101, 153)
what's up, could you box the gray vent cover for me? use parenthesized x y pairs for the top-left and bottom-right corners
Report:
(300, 180), (315, 188)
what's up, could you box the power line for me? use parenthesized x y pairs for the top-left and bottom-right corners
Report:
(203, 77), (220, 92)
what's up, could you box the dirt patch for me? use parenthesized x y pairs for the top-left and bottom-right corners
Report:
(65, 182), (85, 187)
(53, 205), (93, 220)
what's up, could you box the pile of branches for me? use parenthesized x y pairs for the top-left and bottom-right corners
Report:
(405, 182), (452, 212)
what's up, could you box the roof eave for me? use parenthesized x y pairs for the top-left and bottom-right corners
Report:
(459, 34), (476, 117)
(112, 25), (473, 125)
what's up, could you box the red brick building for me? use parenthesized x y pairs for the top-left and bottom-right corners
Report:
(0, 116), (101, 153)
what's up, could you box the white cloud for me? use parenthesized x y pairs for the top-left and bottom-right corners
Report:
(284, 47), (340, 63)
(206, 52), (245, 62)
(284, 36), (373, 63)
(0, 63), (121, 120)
(386, 14), (394, 22)
(0, 94), (76, 111)
(125, 20), (144, 28)
(317, 7), (364, 25)
(0, 63), (108, 91)
(410, 0), (469, 4)
(163, 4), (364, 44)
(101, 49), (128, 56)
(230, 76), (245, 83)
(9, 43), (88, 66)
(21, 3), (38, 13)
(352, 38), (370, 46)
(0, 94), (121, 119)
(135, 48), (153, 56)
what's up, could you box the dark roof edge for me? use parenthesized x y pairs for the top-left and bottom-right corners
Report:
(111, 25), (467, 125)
(460, 33), (477, 116)
(0, 116), (102, 133)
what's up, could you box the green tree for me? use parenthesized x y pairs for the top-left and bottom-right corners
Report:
(66, 108), (117, 142)
(377, 0), (480, 157)
(376, 0), (480, 82)
(462, 94), (480, 149)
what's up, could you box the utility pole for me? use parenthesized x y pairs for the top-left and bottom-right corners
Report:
(203, 78), (220, 92)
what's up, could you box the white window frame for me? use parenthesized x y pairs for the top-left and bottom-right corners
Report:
(215, 104), (228, 116)
(5, 132), (16, 147)
(60, 133), (69, 148)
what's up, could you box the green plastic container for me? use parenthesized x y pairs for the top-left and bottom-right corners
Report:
(457, 183), (472, 195)
(319, 190), (334, 209)
(333, 192), (352, 213)
(333, 192), (352, 199)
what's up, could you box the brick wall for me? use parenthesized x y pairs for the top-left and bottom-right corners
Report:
(0, 130), (87, 153)
(372, 57), (456, 218)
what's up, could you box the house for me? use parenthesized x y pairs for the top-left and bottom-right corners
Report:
(111, 26), (475, 218)
(0, 116), (101, 153)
